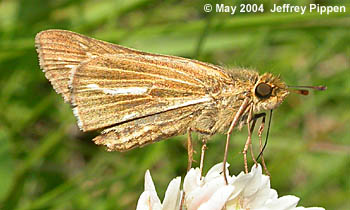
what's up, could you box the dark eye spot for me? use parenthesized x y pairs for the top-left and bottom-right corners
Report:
(255, 83), (272, 99)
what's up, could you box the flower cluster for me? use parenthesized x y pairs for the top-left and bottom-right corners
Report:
(136, 163), (325, 210)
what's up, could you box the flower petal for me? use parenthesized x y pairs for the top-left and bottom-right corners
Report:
(228, 171), (254, 200)
(294, 207), (325, 210)
(247, 174), (273, 208)
(243, 164), (263, 197)
(162, 177), (182, 210)
(186, 175), (227, 210)
(145, 170), (157, 191)
(183, 168), (202, 194)
(206, 162), (225, 176)
(205, 162), (233, 184)
(143, 170), (162, 209)
(261, 195), (299, 210)
(136, 191), (162, 210)
(197, 185), (235, 210)
(136, 191), (151, 210)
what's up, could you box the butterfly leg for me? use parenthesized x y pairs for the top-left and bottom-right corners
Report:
(257, 115), (270, 176)
(249, 120), (258, 167)
(248, 113), (266, 167)
(187, 128), (193, 171)
(199, 136), (208, 178)
(223, 98), (250, 184)
(192, 109), (218, 177)
(243, 106), (254, 173)
(246, 113), (270, 175)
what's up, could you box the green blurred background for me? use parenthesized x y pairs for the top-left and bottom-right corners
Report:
(1, 0), (349, 209)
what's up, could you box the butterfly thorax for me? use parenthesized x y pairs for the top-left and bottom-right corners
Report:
(194, 69), (289, 135)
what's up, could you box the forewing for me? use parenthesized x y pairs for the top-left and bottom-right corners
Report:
(71, 55), (212, 131)
(35, 30), (135, 103)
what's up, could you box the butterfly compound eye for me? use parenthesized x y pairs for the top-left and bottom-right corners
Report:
(255, 83), (272, 99)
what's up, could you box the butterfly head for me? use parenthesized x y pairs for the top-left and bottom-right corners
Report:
(252, 73), (289, 112)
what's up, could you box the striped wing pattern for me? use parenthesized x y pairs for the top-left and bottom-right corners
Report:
(35, 30), (231, 151)
(35, 30), (135, 103)
(71, 55), (214, 131)
(94, 104), (203, 151)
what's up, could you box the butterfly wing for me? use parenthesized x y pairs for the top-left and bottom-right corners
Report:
(70, 54), (214, 131)
(93, 104), (205, 151)
(35, 29), (136, 103)
(36, 30), (234, 150)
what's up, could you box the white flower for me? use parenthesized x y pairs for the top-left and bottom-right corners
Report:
(136, 170), (182, 210)
(136, 163), (325, 210)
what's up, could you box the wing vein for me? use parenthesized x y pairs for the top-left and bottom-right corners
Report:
(85, 65), (203, 88)
(115, 56), (207, 87)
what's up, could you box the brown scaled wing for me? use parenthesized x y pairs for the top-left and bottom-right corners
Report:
(35, 30), (232, 151)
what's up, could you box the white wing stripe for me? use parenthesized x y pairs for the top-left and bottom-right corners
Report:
(84, 84), (148, 95)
